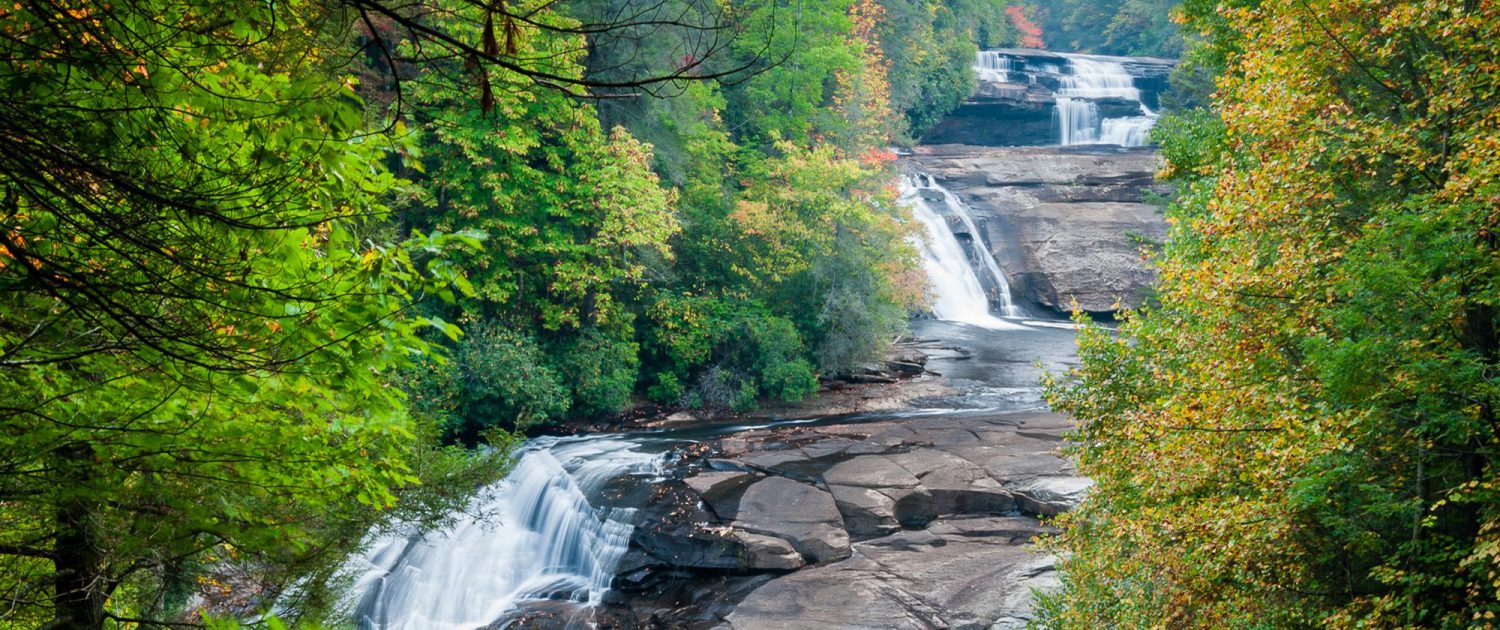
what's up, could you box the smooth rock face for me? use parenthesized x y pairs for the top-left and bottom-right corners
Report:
(911, 144), (1169, 312)
(734, 476), (852, 563)
(722, 522), (1059, 630)
(692, 411), (1079, 628)
(731, 531), (806, 571)
(1011, 476), (1095, 517)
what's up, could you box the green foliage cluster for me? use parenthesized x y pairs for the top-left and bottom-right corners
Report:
(640, 294), (819, 410)
(0, 1), (518, 627)
(1037, 0), (1500, 628)
(1032, 0), (1184, 58)
(881, 0), (1025, 137)
(402, 0), (1038, 440)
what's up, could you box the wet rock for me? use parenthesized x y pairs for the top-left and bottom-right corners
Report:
(604, 410), (1083, 629)
(604, 573), (778, 629)
(732, 477), (851, 563)
(1010, 476), (1093, 516)
(684, 471), (757, 520)
(488, 600), (633, 630)
(705, 458), (755, 473)
(732, 532), (805, 571)
(630, 482), (746, 571)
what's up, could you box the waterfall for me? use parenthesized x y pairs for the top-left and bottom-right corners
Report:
(1100, 112), (1157, 146)
(346, 436), (668, 630)
(970, 51), (1160, 147)
(1053, 53), (1158, 147)
(974, 51), (1014, 83)
(902, 175), (1025, 329)
(1054, 97), (1099, 146)
(1056, 55), (1142, 101)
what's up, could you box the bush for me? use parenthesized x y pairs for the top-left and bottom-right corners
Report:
(403, 322), (568, 443)
(640, 292), (824, 412)
(691, 310), (821, 410)
(550, 327), (640, 418)
(760, 358), (819, 401)
(645, 371), (685, 405)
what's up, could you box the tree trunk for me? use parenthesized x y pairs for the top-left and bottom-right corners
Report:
(46, 444), (106, 630)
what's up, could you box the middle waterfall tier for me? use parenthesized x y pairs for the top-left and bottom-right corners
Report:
(902, 174), (1026, 329)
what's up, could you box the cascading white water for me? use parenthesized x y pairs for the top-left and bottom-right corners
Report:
(1054, 97), (1099, 145)
(1056, 56), (1141, 101)
(902, 175), (1025, 329)
(972, 51), (1161, 147)
(1099, 113), (1157, 146)
(1053, 53), (1158, 147)
(346, 437), (668, 630)
(974, 51), (1014, 83)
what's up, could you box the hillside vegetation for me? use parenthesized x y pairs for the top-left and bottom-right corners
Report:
(1040, 1), (1500, 627)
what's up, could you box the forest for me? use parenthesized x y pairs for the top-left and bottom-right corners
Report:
(4, 0), (1499, 627)
(0, 0), (1031, 626)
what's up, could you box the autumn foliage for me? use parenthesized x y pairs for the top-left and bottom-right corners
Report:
(1040, 0), (1500, 627)
(1006, 6), (1044, 49)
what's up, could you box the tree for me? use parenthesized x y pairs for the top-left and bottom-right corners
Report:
(1034, 0), (1183, 58)
(1039, 0), (1500, 627)
(0, 1), (478, 627)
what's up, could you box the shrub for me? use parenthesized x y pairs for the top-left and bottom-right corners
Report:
(404, 322), (568, 443)
(551, 328), (640, 418)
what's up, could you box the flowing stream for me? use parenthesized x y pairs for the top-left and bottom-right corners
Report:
(901, 174), (1025, 328)
(337, 55), (1121, 629)
(347, 437), (669, 629)
(974, 50), (1016, 83)
(341, 175), (1041, 628)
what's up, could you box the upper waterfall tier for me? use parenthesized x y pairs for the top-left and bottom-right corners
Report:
(925, 49), (1176, 148)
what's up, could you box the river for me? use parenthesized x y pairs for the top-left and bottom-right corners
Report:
(340, 47), (1171, 629)
(344, 174), (1085, 627)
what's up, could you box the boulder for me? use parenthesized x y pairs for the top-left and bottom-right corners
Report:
(825, 484), (907, 538)
(723, 521), (1057, 630)
(685, 471), (758, 520)
(630, 482), (749, 570)
(826, 483), (892, 533)
(732, 531), (805, 571)
(821, 455), (920, 489)
(732, 477), (851, 563)
(887, 449), (1017, 516)
(1010, 476), (1094, 516)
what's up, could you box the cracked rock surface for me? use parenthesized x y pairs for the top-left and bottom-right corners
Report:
(614, 409), (1081, 629)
